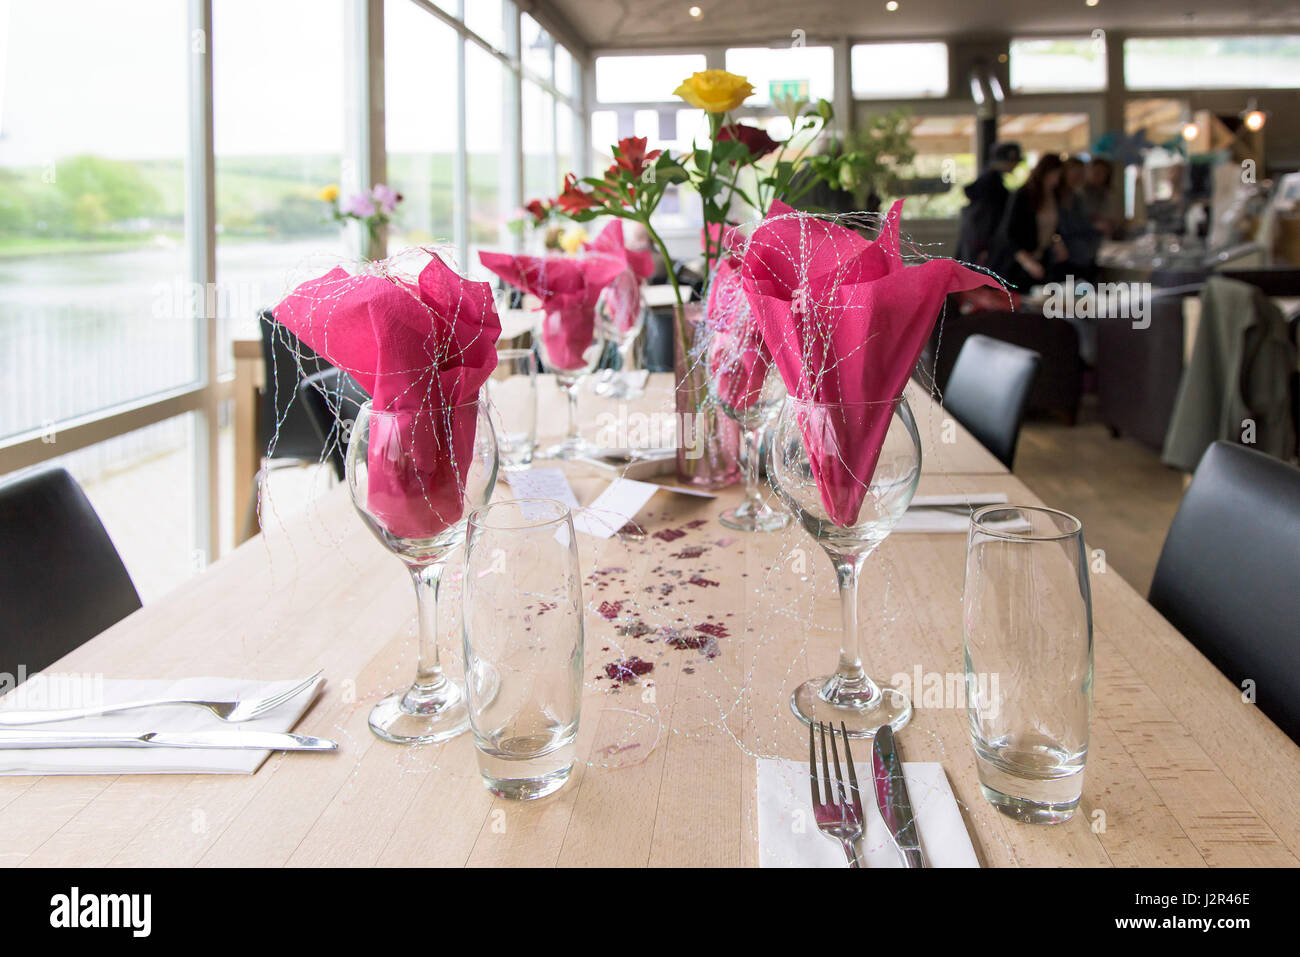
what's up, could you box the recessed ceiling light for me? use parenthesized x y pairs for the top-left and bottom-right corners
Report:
(688, 5), (702, 16)
(886, 1), (899, 10)
(1086, 0), (1099, 7)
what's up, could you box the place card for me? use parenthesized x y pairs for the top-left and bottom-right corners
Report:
(572, 478), (661, 538)
(503, 468), (581, 521)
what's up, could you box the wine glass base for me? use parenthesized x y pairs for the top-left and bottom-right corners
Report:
(368, 678), (469, 745)
(542, 437), (599, 461)
(790, 679), (911, 738)
(719, 503), (789, 532)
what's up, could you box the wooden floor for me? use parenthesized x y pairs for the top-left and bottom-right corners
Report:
(1015, 400), (1187, 597)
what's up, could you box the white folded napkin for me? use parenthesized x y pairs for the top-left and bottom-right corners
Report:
(894, 493), (1031, 534)
(0, 674), (324, 775)
(590, 369), (650, 393)
(757, 758), (979, 867)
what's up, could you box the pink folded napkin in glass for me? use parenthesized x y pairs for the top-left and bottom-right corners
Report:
(741, 200), (1004, 525)
(586, 220), (654, 334)
(273, 254), (501, 539)
(479, 225), (629, 369)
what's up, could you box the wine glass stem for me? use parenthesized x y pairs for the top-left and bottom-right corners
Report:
(833, 555), (869, 688)
(411, 561), (448, 690)
(742, 422), (763, 510)
(564, 380), (580, 444)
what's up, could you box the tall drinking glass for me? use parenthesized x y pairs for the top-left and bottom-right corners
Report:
(462, 498), (584, 800)
(486, 347), (538, 470)
(345, 399), (499, 744)
(713, 363), (789, 532)
(769, 395), (921, 737)
(594, 279), (648, 400)
(537, 308), (606, 459)
(964, 505), (1093, 823)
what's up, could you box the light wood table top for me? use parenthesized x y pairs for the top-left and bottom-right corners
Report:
(2, 379), (1295, 867)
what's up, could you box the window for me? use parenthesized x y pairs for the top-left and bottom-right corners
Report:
(724, 46), (834, 106)
(521, 13), (554, 83)
(523, 82), (557, 201)
(850, 43), (948, 99)
(882, 115), (977, 219)
(557, 100), (575, 183)
(999, 113), (1092, 156)
(214, 0), (347, 369)
(385, 0), (460, 249)
(556, 44), (575, 97)
(39, 414), (205, 601)
(1126, 98), (1190, 144)
(465, 43), (510, 262)
(0, 0), (192, 439)
(464, 0), (506, 52)
(1009, 37), (1107, 93)
(595, 54), (707, 103)
(1124, 36), (1300, 90)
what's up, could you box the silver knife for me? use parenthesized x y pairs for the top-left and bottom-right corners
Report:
(872, 724), (926, 868)
(0, 729), (337, 751)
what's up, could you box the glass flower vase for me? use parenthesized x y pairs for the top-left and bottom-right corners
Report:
(673, 303), (740, 489)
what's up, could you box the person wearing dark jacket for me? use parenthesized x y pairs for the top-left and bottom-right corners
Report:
(989, 152), (1068, 290)
(955, 141), (1023, 266)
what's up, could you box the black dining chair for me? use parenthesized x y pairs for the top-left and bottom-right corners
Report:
(941, 334), (1041, 470)
(1149, 441), (1300, 744)
(296, 368), (371, 480)
(0, 467), (142, 684)
(243, 311), (336, 536)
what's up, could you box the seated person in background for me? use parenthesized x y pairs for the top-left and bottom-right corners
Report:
(955, 141), (1023, 266)
(989, 153), (1068, 290)
(1057, 156), (1102, 282)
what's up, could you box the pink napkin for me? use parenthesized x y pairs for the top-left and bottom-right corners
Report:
(586, 221), (654, 335)
(273, 255), (501, 539)
(707, 255), (774, 412)
(479, 227), (630, 369)
(741, 200), (1003, 525)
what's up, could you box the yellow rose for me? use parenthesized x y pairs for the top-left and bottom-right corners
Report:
(559, 225), (588, 254)
(674, 70), (755, 113)
(317, 183), (340, 202)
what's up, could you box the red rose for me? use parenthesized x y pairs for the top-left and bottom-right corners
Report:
(717, 123), (779, 159)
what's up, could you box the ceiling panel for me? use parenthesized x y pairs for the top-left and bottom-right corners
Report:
(547, 0), (1300, 50)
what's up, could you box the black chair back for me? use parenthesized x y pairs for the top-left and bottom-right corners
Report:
(941, 334), (1041, 469)
(259, 310), (333, 462)
(0, 468), (141, 683)
(297, 369), (371, 480)
(1149, 441), (1300, 744)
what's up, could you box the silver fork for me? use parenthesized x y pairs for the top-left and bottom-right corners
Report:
(0, 670), (323, 726)
(809, 720), (864, 868)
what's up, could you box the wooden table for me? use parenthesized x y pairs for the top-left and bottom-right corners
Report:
(3, 378), (1296, 867)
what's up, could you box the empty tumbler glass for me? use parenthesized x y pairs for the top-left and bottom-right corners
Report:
(462, 498), (585, 800)
(963, 505), (1093, 824)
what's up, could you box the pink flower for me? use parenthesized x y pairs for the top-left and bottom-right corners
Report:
(341, 192), (376, 218)
(372, 183), (401, 215)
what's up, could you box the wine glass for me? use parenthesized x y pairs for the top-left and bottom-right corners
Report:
(346, 398), (499, 744)
(768, 394), (922, 737)
(712, 362), (789, 532)
(593, 277), (647, 400)
(536, 307), (606, 459)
